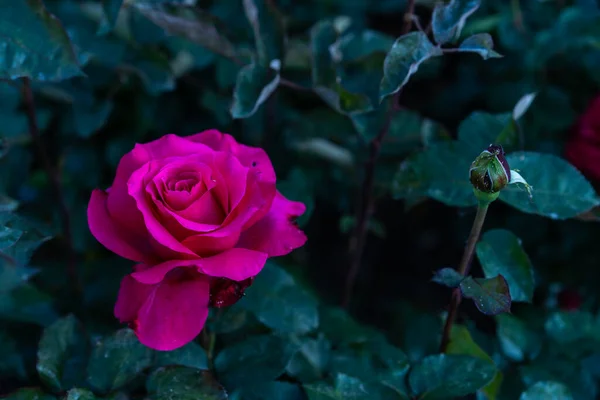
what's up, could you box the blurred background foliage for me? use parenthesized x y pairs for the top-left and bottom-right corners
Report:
(2, 0), (600, 399)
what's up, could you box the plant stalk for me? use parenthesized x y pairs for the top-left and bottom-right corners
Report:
(22, 78), (81, 296)
(439, 202), (489, 352)
(341, 0), (416, 309)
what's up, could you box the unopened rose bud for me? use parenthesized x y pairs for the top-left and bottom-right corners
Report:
(469, 145), (511, 203)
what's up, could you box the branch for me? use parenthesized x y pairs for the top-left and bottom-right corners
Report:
(21, 78), (81, 296)
(439, 203), (489, 352)
(342, 0), (416, 308)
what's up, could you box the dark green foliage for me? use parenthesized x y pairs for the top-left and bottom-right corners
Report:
(1, 0), (600, 399)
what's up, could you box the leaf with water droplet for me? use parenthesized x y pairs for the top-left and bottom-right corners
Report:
(432, 268), (464, 288)
(87, 329), (153, 393)
(409, 354), (496, 399)
(37, 314), (88, 393)
(380, 31), (443, 101)
(0, 0), (83, 81)
(520, 381), (573, 400)
(146, 366), (227, 400)
(460, 275), (511, 315)
(431, 0), (481, 44)
(476, 229), (534, 303)
(500, 152), (600, 219)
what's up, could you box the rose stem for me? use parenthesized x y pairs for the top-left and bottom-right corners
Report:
(22, 78), (81, 296)
(341, 0), (416, 309)
(439, 202), (489, 352)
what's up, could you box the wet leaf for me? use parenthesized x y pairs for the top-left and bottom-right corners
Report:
(380, 32), (443, 101)
(146, 366), (227, 400)
(476, 229), (535, 302)
(457, 33), (502, 59)
(432, 268), (464, 288)
(432, 0), (481, 44)
(459, 275), (512, 315)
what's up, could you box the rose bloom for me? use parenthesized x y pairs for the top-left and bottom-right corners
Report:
(87, 130), (307, 350)
(565, 95), (600, 181)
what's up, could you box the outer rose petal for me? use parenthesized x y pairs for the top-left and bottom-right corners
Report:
(114, 273), (210, 351)
(131, 248), (267, 284)
(88, 189), (153, 263)
(238, 191), (307, 257)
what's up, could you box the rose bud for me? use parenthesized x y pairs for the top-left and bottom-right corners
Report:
(469, 144), (511, 202)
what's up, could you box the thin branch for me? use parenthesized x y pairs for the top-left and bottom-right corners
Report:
(21, 78), (81, 296)
(342, 0), (416, 309)
(279, 78), (312, 92)
(439, 202), (489, 352)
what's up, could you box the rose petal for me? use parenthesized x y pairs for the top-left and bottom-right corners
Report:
(88, 189), (153, 263)
(237, 191), (307, 257)
(107, 135), (214, 234)
(197, 248), (267, 281)
(131, 259), (200, 285)
(129, 161), (197, 258)
(114, 273), (210, 351)
(188, 130), (276, 227)
(565, 138), (600, 181)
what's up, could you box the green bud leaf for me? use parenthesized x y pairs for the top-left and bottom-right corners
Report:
(457, 33), (502, 60)
(432, 0), (480, 44)
(379, 32), (443, 101)
(459, 275), (512, 315)
(432, 268), (464, 288)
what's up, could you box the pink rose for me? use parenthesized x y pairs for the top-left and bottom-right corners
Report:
(565, 95), (600, 181)
(87, 130), (307, 350)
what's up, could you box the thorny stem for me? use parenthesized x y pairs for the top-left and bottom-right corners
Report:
(21, 78), (81, 296)
(342, 0), (416, 309)
(439, 202), (490, 352)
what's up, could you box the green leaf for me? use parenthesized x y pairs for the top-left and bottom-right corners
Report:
(380, 32), (443, 101)
(0, 330), (26, 379)
(241, 263), (318, 334)
(457, 112), (512, 153)
(319, 307), (375, 346)
(134, 4), (237, 60)
(230, 62), (279, 119)
(286, 335), (331, 382)
(243, 0), (285, 65)
(446, 325), (502, 400)
(330, 31), (395, 63)
(0, 0), (82, 81)
(98, 0), (124, 35)
(214, 334), (298, 388)
(544, 311), (596, 344)
(154, 341), (208, 370)
(476, 229), (534, 303)
(392, 141), (476, 207)
(65, 388), (95, 400)
(500, 152), (600, 219)
(241, 381), (304, 400)
(432, 0), (481, 44)
(496, 314), (541, 362)
(277, 168), (314, 228)
(310, 20), (372, 115)
(87, 328), (153, 393)
(2, 388), (56, 400)
(459, 275), (511, 315)
(37, 314), (87, 392)
(519, 381), (574, 400)
(457, 33), (502, 59)
(409, 354), (496, 399)
(146, 366), (227, 400)
(432, 268), (464, 288)
(304, 374), (370, 400)
(0, 212), (52, 265)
